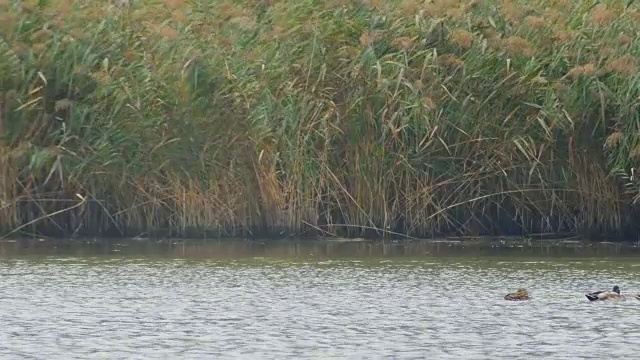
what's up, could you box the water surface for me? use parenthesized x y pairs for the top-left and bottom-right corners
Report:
(0, 240), (639, 359)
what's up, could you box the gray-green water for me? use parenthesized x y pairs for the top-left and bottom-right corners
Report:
(0, 240), (639, 359)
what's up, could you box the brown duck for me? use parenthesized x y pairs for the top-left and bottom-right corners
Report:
(504, 288), (530, 301)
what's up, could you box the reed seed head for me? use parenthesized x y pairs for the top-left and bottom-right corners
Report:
(566, 64), (596, 79)
(437, 54), (464, 68)
(605, 132), (624, 149)
(359, 32), (382, 47)
(605, 56), (637, 76)
(590, 5), (616, 27)
(524, 16), (547, 30)
(422, 96), (436, 111)
(164, 0), (186, 10)
(449, 29), (474, 50)
(502, 36), (535, 57)
(391, 37), (415, 51)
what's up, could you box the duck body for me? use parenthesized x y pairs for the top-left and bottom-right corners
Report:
(586, 285), (625, 301)
(585, 291), (621, 301)
(504, 288), (529, 301)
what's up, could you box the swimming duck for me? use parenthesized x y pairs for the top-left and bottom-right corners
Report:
(504, 288), (529, 301)
(585, 285), (625, 301)
(635, 294), (640, 301)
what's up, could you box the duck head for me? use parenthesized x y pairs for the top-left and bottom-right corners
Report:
(613, 285), (620, 294)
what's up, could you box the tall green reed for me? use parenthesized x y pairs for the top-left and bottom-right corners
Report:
(0, 0), (638, 239)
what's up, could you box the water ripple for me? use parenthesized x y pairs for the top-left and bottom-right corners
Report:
(0, 259), (638, 359)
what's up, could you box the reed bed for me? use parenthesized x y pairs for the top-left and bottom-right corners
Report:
(1, 0), (639, 239)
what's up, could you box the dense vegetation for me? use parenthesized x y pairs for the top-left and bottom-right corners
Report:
(1, 0), (639, 240)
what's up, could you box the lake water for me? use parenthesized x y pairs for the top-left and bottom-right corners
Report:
(0, 239), (639, 359)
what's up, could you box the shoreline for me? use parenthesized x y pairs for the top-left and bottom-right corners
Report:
(1, 236), (638, 257)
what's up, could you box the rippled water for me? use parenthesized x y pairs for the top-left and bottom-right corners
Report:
(0, 244), (639, 359)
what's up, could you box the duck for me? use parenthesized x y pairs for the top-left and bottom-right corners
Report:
(585, 285), (625, 301)
(635, 294), (640, 301)
(504, 288), (530, 301)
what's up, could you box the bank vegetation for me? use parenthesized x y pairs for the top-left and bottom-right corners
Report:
(1, 0), (639, 240)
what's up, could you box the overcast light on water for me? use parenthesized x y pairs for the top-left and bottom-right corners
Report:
(0, 240), (639, 359)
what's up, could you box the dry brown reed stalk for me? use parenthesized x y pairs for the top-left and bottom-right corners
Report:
(1, 194), (88, 239)
(568, 149), (622, 230)
(253, 148), (287, 231)
(0, 157), (19, 230)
